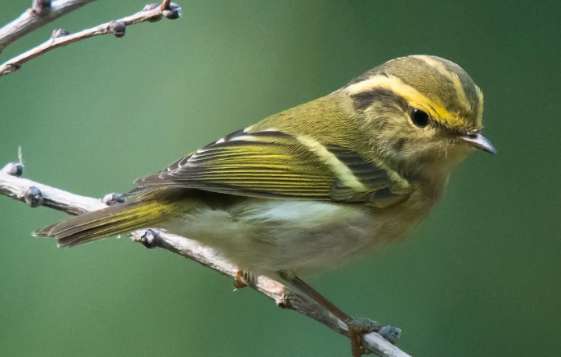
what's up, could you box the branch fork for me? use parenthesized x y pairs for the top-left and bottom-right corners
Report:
(0, 0), (182, 76)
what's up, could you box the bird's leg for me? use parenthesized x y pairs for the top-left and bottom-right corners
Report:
(277, 271), (400, 357)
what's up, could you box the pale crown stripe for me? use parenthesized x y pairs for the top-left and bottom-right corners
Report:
(412, 55), (471, 112)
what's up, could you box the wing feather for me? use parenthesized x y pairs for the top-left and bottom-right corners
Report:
(135, 130), (408, 205)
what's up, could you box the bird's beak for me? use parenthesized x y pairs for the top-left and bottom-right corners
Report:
(460, 133), (497, 154)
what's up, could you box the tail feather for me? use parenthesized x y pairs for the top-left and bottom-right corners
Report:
(35, 199), (177, 247)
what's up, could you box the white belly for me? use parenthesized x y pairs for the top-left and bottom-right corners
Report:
(163, 198), (413, 275)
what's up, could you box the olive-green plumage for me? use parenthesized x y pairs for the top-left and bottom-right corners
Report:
(36, 55), (495, 277)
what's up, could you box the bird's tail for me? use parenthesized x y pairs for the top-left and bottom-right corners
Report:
(34, 198), (178, 247)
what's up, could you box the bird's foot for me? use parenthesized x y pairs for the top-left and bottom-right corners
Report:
(233, 270), (252, 290)
(347, 318), (401, 356)
(275, 271), (400, 355)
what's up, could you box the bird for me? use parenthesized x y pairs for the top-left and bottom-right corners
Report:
(36, 54), (495, 356)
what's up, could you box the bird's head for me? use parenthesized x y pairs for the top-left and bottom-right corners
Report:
(343, 55), (495, 181)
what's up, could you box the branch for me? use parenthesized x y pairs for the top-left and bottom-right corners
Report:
(0, 0), (95, 54)
(0, 155), (411, 357)
(0, 1), (182, 76)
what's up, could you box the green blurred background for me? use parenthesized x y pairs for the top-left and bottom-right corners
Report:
(1, 1), (560, 356)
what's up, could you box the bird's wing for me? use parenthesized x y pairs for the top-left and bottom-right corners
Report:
(134, 129), (410, 206)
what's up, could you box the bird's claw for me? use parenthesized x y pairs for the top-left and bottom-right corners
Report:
(234, 270), (248, 289)
(347, 318), (401, 356)
(234, 270), (257, 290)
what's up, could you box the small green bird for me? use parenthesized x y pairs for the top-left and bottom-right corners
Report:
(37, 55), (495, 356)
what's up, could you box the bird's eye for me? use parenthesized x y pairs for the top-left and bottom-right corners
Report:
(410, 109), (430, 128)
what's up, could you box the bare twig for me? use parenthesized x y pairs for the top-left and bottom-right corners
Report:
(0, 157), (411, 357)
(0, 1), (182, 76)
(0, 0), (95, 54)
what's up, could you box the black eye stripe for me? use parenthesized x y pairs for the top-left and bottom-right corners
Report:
(350, 88), (408, 111)
(410, 109), (430, 128)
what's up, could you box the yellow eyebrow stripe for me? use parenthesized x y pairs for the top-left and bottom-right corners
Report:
(295, 135), (367, 192)
(344, 74), (458, 126)
(412, 55), (471, 112)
